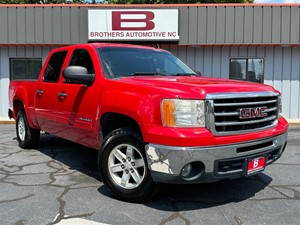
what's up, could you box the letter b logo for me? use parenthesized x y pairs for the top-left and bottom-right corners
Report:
(253, 159), (259, 168)
(112, 11), (155, 31)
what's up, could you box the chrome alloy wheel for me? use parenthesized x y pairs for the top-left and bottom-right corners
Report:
(108, 143), (146, 189)
(17, 116), (26, 142)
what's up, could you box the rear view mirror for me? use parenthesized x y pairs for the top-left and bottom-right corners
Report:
(63, 66), (95, 86)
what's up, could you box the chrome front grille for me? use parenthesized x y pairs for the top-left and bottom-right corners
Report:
(206, 92), (279, 136)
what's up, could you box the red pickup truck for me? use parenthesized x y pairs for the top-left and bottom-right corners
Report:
(9, 43), (288, 202)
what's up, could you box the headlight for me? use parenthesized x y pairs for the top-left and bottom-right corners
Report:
(161, 99), (205, 127)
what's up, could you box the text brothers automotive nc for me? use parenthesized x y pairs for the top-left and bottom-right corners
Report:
(88, 9), (179, 41)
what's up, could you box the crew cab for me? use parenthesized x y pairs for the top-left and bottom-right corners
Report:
(9, 43), (288, 202)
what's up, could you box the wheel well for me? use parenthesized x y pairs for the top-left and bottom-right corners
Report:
(13, 100), (24, 117)
(100, 113), (143, 141)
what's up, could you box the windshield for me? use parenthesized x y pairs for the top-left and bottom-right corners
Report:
(97, 47), (196, 78)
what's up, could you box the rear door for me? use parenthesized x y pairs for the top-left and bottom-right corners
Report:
(35, 50), (68, 133)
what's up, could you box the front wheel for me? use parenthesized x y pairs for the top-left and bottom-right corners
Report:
(16, 110), (40, 149)
(98, 128), (158, 202)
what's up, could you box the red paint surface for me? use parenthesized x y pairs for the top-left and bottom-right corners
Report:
(9, 43), (288, 149)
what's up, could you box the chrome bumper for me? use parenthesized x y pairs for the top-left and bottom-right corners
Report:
(145, 132), (288, 183)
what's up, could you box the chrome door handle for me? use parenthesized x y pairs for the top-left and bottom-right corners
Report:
(57, 92), (67, 98)
(36, 89), (44, 96)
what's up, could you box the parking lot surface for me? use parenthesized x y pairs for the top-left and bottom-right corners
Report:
(0, 124), (299, 225)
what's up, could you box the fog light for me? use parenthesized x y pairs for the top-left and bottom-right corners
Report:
(181, 164), (192, 178)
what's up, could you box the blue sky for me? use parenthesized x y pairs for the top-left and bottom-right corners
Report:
(255, 0), (300, 3)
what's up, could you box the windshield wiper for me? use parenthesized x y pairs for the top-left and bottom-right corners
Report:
(124, 72), (198, 77)
(175, 73), (199, 76)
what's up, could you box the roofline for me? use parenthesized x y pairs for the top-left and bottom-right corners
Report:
(1, 43), (299, 48)
(1, 3), (300, 8)
(0, 43), (69, 47)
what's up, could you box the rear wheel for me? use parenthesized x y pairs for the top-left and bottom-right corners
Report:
(98, 128), (158, 202)
(16, 110), (40, 149)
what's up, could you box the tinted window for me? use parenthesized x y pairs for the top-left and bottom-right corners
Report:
(43, 51), (68, 82)
(69, 49), (94, 74)
(98, 47), (195, 78)
(10, 58), (42, 80)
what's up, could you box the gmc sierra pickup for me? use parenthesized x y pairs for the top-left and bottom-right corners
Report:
(9, 43), (288, 202)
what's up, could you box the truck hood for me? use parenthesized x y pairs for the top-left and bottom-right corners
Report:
(117, 76), (276, 99)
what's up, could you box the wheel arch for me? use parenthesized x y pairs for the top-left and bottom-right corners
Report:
(13, 98), (36, 128)
(100, 112), (143, 143)
(12, 85), (37, 128)
(13, 99), (25, 118)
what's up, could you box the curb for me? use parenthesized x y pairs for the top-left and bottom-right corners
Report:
(0, 120), (15, 125)
(287, 123), (300, 126)
(287, 119), (300, 126)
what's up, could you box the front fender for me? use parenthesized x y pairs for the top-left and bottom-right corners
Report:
(100, 89), (161, 136)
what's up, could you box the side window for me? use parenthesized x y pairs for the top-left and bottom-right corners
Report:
(69, 49), (94, 74)
(43, 51), (68, 82)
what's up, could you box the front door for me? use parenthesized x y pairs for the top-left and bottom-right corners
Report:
(55, 47), (99, 148)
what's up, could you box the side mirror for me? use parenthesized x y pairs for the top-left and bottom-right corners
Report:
(195, 70), (202, 76)
(63, 66), (95, 86)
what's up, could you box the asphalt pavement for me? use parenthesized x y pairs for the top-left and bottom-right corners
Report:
(0, 124), (299, 225)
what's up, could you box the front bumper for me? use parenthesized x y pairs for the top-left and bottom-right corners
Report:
(145, 132), (287, 184)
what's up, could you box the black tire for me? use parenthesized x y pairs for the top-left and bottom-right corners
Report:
(16, 110), (40, 149)
(98, 128), (158, 202)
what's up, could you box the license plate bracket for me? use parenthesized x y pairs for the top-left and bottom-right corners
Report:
(245, 156), (266, 176)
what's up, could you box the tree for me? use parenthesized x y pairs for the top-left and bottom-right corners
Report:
(108, 0), (254, 3)
(0, 0), (254, 3)
(0, 0), (86, 3)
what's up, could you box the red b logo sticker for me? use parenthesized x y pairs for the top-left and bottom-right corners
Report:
(112, 11), (155, 31)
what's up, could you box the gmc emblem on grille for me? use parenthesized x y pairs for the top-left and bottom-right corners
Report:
(239, 107), (268, 119)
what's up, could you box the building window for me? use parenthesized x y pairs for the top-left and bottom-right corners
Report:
(10, 58), (42, 80)
(229, 58), (264, 83)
